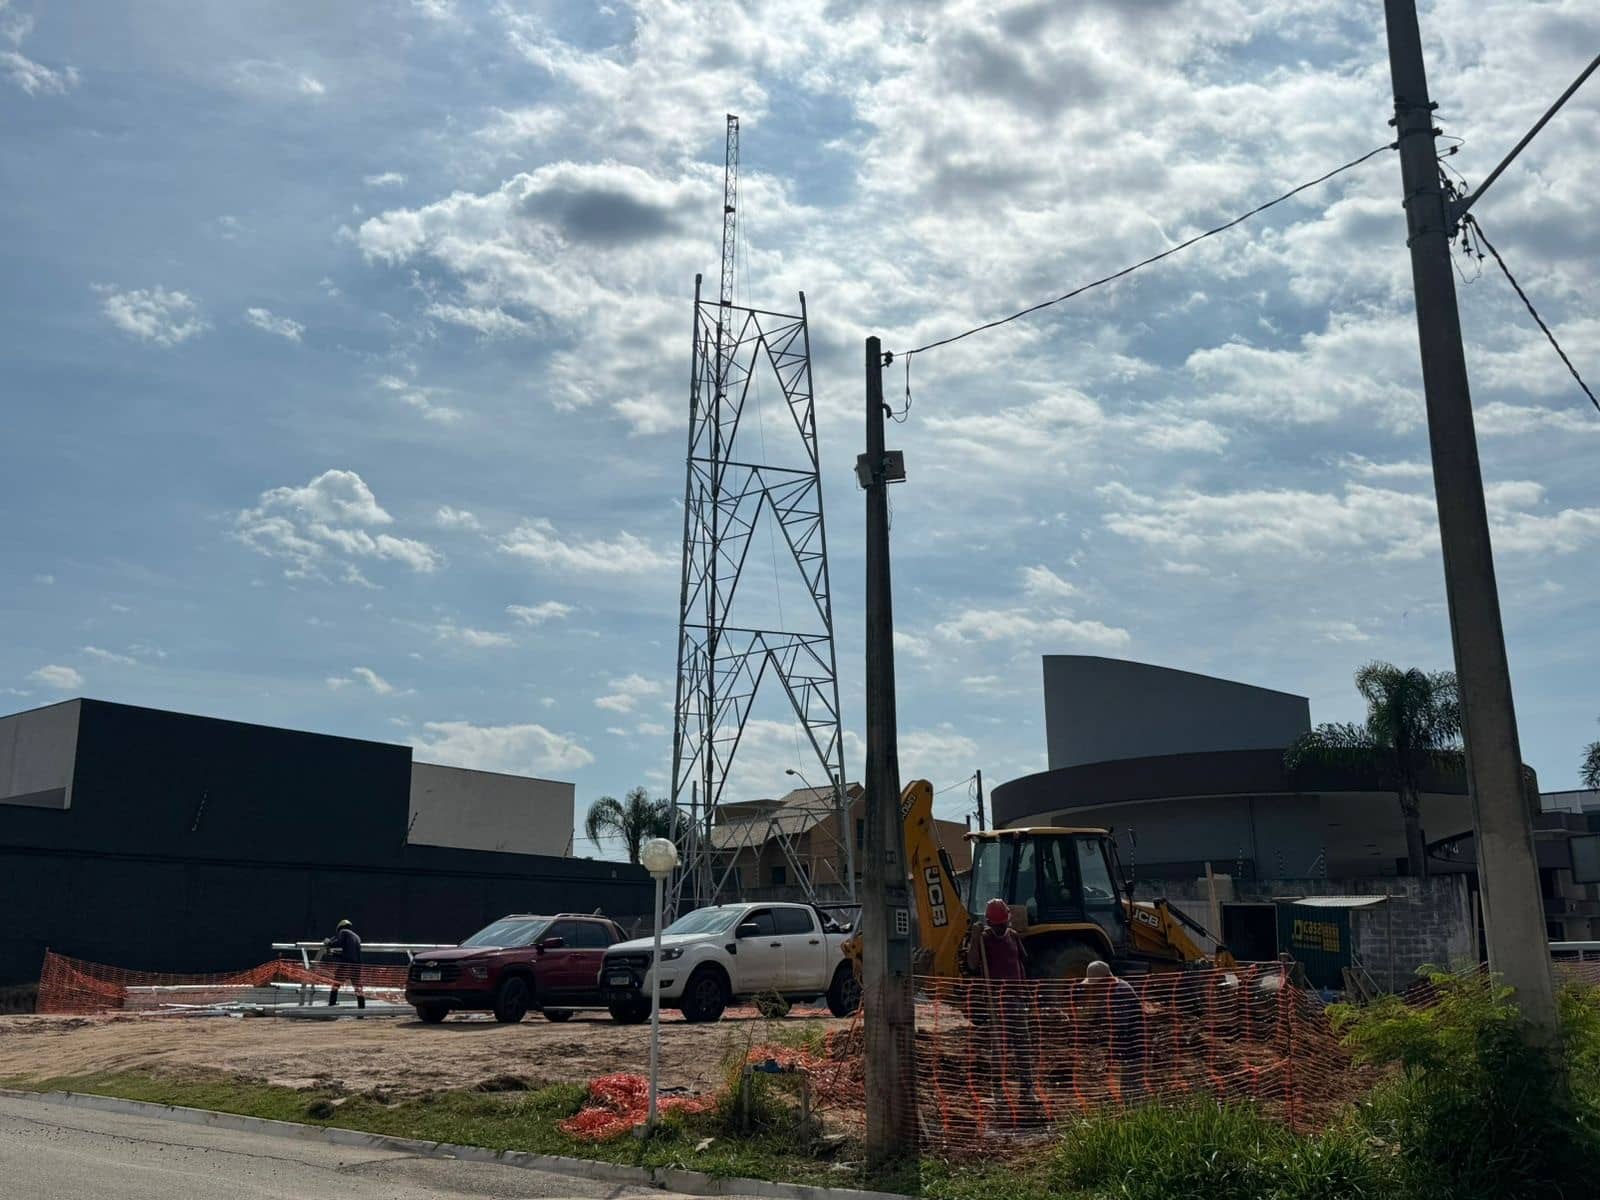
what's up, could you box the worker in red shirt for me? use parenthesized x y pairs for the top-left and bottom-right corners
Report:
(967, 898), (1038, 1112)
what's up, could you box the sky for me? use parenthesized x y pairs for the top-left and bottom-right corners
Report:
(3, 0), (1598, 861)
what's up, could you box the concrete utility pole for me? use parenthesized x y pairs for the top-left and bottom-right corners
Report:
(1383, 0), (1558, 1037)
(859, 336), (917, 1162)
(974, 768), (986, 832)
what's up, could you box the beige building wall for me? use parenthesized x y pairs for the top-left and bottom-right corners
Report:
(407, 760), (573, 857)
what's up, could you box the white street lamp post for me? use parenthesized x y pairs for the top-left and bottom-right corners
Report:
(639, 836), (680, 1131)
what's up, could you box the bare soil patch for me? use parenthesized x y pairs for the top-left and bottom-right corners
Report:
(0, 1008), (848, 1099)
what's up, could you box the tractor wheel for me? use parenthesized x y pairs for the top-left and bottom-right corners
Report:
(826, 963), (861, 1017)
(1030, 940), (1101, 982)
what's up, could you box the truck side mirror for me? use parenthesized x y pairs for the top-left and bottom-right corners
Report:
(736, 922), (762, 939)
(536, 936), (566, 952)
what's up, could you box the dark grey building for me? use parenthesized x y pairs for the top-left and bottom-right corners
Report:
(0, 698), (650, 985)
(995, 656), (1480, 880)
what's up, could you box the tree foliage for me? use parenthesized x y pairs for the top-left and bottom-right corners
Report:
(1285, 662), (1461, 876)
(1582, 720), (1600, 791)
(584, 786), (675, 864)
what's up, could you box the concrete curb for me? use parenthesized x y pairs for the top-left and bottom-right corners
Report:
(0, 1087), (907, 1200)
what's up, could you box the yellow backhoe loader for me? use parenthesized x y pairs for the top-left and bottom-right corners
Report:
(847, 780), (1235, 980)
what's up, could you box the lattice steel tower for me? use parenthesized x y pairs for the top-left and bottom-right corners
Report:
(670, 115), (852, 910)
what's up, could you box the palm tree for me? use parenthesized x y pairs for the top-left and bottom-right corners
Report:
(1285, 662), (1462, 878)
(584, 786), (676, 864)
(1582, 721), (1600, 791)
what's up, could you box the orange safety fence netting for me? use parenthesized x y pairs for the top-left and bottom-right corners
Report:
(905, 965), (1364, 1152)
(559, 1073), (719, 1140)
(36, 950), (410, 1014)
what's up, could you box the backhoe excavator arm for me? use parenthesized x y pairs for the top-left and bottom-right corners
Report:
(842, 779), (969, 978)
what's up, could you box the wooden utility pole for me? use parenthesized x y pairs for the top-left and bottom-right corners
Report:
(974, 768), (986, 832)
(1382, 0), (1557, 1037)
(859, 336), (917, 1162)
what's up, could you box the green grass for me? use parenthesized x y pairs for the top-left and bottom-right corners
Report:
(0, 1067), (1405, 1199)
(0, 1069), (871, 1186)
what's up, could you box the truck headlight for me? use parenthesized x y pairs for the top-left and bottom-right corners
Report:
(659, 946), (684, 961)
(469, 966), (489, 980)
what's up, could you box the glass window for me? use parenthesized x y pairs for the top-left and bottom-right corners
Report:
(1015, 839), (1038, 922)
(967, 840), (1014, 918)
(1037, 836), (1081, 922)
(1076, 836), (1127, 946)
(771, 865), (787, 886)
(462, 917), (550, 947)
(552, 921), (609, 948)
(662, 907), (743, 936)
(1075, 838), (1118, 907)
(741, 909), (778, 937)
(773, 907), (816, 936)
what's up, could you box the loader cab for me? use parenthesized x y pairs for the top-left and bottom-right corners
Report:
(966, 827), (1130, 953)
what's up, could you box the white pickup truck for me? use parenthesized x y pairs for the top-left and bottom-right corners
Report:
(600, 902), (860, 1023)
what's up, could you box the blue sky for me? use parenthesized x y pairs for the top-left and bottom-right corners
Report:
(4, 0), (1597, 859)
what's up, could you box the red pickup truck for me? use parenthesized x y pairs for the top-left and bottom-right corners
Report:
(406, 913), (631, 1024)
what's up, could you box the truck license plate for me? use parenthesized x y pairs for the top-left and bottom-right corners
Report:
(607, 972), (632, 987)
(419, 970), (441, 981)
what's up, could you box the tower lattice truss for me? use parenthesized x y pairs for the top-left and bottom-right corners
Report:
(670, 289), (850, 911)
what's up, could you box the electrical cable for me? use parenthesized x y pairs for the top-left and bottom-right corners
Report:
(1465, 215), (1598, 413)
(1452, 50), (1600, 224)
(893, 142), (1395, 362)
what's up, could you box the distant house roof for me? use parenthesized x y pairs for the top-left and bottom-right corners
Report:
(708, 783), (862, 850)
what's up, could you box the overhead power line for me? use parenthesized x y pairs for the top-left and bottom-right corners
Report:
(1451, 51), (1600, 224)
(1465, 215), (1598, 413)
(894, 142), (1395, 361)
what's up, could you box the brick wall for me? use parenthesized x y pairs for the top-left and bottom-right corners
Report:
(1136, 873), (1475, 992)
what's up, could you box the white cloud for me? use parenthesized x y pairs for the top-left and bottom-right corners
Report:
(363, 171), (407, 188)
(244, 307), (304, 342)
(1, 2), (77, 96)
(233, 469), (442, 581)
(1020, 565), (1078, 601)
(1100, 478), (1600, 562)
(376, 374), (462, 424)
(434, 621), (512, 649)
(29, 664), (83, 691)
(1314, 620), (1371, 644)
(1339, 455), (1432, 481)
(507, 600), (574, 626)
(899, 726), (980, 783)
(434, 505), (480, 531)
(2, 47), (75, 95)
(934, 607), (1131, 651)
(81, 646), (136, 666)
(326, 666), (403, 695)
(500, 519), (670, 575)
(893, 630), (933, 660)
(1475, 402), (1600, 438)
(230, 59), (325, 98)
(409, 720), (594, 774)
(425, 303), (529, 336)
(594, 673), (665, 713)
(95, 285), (207, 347)
(33, 573), (53, 585)
(636, 721), (668, 737)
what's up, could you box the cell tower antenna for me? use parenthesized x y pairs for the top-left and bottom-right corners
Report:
(670, 115), (853, 913)
(720, 114), (738, 308)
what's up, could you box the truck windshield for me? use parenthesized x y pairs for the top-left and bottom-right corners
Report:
(967, 840), (1014, 918)
(462, 917), (550, 947)
(662, 908), (744, 936)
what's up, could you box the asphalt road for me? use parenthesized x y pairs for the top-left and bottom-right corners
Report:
(0, 1095), (763, 1200)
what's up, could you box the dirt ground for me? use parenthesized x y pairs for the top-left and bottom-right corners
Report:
(0, 1008), (850, 1099)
